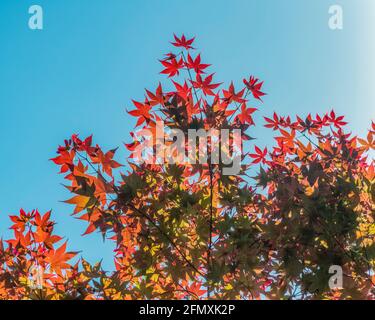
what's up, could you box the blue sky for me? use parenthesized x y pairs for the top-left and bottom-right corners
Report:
(0, 0), (374, 270)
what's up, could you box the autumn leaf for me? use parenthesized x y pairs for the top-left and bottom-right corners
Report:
(250, 146), (268, 164)
(186, 54), (210, 74)
(160, 57), (184, 77)
(64, 195), (91, 214)
(128, 100), (153, 127)
(145, 83), (167, 106)
(173, 80), (192, 101)
(327, 110), (347, 128)
(191, 73), (221, 96)
(222, 82), (246, 104)
(358, 132), (374, 151)
(235, 103), (257, 125)
(46, 242), (77, 274)
(171, 34), (195, 50)
(264, 112), (281, 131)
(243, 76), (266, 101)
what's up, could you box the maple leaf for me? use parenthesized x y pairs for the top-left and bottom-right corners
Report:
(191, 74), (221, 96)
(186, 54), (210, 74)
(9, 214), (27, 233)
(243, 76), (266, 101)
(296, 141), (313, 159)
(358, 132), (374, 151)
(327, 110), (347, 128)
(314, 113), (329, 128)
(33, 210), (52, 229)
(6, 230), (32, 249)
(72, 135), (94, 153)
(222, 82), (246, 104)
(160, 57), (184, 77)
(264, 112), (281, 130)
(96, 148), (122, 177)
(250, 146), (268, 164)
(64, 195), (91, 214)
(276, 129), (296, 149)
(295, 115), (323, 135)
(29, 211), (62, 248)
(145, 83), (167, 106)
(172, 80), (191, 101)
(51, 149), (75, 173)
(185, 281), (206, 298)
(171, 34), (195, 50)
(46, 242), (77, 275)
(128, 100), (153, 127)
(235, 103), (257, 125)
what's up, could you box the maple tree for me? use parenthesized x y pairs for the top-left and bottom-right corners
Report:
(0, 35), (374, 300)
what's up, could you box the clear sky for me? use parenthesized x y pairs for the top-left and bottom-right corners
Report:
(0, 0), (374, 270)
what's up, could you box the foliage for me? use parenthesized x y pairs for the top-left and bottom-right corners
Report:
(0, 35), (374, 300)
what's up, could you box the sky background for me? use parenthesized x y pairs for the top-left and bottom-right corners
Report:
(0, 0), (374, 270)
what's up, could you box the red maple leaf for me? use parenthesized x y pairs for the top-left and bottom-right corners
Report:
(160, 57), (184, 77)
(191, 73), (221, 96)
(96, 149), (122, 177)
(186, 54), (210, 74)
(50, 149), (75, 173)
(264, 112), (281, 131)
(223, 82), (246, 104)
(128, 100), (153, 127)
(188, 282), (206, 297)
(358, 132), (375, 151)
(243, 76), (266, 101)
(145, 83), (168, 106)
(171, 34), (195, 50)
(313, 113), (329, 128)
(327, 110), (347, 128)
(235, 103), (257, 125)
(173, 80), (191, 101)
(250, 146), (268, 164)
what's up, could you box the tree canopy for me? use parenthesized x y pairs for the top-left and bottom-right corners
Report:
(0, 35), (374, 300)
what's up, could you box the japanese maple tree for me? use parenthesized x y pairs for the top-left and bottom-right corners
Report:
(0, 35), (374, 300)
